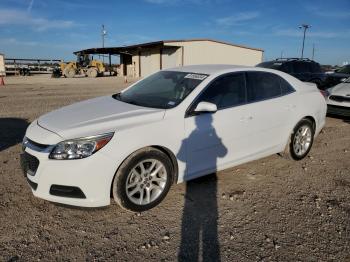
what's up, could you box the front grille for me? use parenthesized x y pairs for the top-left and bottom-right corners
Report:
(329, 95), (350, 103)
(20, 152), (39, 176)
(27, 138), (49, 150)
(23, 137), (51, 152)
(327, 105), (350, 117)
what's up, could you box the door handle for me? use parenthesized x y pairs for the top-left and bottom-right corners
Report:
(285, 105), (296, 110)
(240, 116), (253, 122)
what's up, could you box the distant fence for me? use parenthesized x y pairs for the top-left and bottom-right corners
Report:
(5, 58), (63, 75)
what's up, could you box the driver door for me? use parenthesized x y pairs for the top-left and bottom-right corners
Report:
(182, 73), (253, 180)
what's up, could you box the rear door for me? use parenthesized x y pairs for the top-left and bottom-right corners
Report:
(243, 71), (296, 153)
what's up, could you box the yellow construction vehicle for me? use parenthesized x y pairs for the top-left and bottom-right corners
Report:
(52, 53), (106, 78)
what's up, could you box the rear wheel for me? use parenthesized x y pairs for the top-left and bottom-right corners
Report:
(112, 148), (173, 212)
(288, 119), (315, 160)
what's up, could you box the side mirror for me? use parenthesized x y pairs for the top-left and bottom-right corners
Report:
(194, 101), (217, 114)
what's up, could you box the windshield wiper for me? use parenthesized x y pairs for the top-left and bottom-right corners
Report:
(113, 93), (143, 106)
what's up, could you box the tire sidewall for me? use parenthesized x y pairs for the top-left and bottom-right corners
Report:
(113, 149), (173, 212)
(290, 119), (315, 160)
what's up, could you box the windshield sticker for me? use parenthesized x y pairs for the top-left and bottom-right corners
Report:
(184, 74), (208, 80)
(168, 101), (176, 106)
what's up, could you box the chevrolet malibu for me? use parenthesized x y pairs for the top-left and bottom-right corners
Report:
(21, 65), (327, 211)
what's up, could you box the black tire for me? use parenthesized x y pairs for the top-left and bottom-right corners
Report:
(64, 68), (76, 78)
(287, 119), (315, 160)
(87, 68), (98, 78)
(112, 147), (173, 212)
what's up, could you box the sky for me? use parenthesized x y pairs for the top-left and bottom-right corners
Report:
(0, 0), (349, 65)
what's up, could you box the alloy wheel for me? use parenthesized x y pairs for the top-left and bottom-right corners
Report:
(125, 159), (167, 205)
(293, 125), (312, 156)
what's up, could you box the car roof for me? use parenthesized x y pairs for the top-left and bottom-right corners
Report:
(163, 64), (307, 91)
(164, 64), (253, 75)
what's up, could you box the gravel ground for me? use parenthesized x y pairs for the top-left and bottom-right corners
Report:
(0, 75), (349, 261)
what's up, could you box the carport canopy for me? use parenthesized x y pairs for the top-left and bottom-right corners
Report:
(73, 41), (173, 56)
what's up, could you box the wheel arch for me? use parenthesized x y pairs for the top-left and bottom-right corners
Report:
(301, 115), (316, 132)
(110, 145), (179, 197)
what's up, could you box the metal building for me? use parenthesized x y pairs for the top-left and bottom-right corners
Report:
(120, 39), (263, 78)
(75, 39), (264, 78)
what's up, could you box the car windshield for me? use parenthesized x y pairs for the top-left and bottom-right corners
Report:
(113, 71), (208, 109)
(256, 61), (283, 70)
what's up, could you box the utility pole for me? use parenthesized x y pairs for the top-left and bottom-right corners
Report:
(280, 50), (284, 59)
(312, 43), (315, 60)
(299, 24), (311, 59)
(101, 24), (107, 63)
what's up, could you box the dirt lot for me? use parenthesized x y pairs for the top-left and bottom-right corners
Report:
(0, 75), (350, 261)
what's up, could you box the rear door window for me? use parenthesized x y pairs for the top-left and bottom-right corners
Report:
(246, 72), (282, 102)
(293, 62), (305, 73)
(310, 63), (321, 73)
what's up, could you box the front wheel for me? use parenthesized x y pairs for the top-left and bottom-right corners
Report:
(112, 148), (173, 212)
(64, 68), (76, 78)
(87, 68), (98, 78)
(289, 119), (315, 160)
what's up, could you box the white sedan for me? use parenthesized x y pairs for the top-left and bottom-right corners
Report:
(21, 65), (327, 211)
(325, 78), (350, 117)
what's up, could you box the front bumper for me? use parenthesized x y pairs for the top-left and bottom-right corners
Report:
(21, 140), (119, 207)
(327, 98), (350, 117)
(327, 105), (350, 117)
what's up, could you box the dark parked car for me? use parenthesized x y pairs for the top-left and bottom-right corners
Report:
(322, 64), (350, 89)
(256, 58), (326, 88)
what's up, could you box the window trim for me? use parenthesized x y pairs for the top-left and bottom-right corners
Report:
(245, 71), (296, 104)
(185, 71), (296, 118)
(185, 72), (247, 117)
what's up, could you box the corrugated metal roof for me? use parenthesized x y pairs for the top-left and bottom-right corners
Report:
(74, 38), (263, 55)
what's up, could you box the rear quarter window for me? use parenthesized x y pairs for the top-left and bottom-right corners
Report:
(246, 72), (295, 103)
(280, 78), (295, 94)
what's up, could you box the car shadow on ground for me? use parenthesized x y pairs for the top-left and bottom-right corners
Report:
(177, 114), (227, 261)
(0, 118), (29, 152)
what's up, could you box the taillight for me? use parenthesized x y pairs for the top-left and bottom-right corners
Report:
(320, 90), (329, 99)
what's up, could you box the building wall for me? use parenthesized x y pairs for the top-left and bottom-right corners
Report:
(122, 40), (263, 77)
(161, 47), (182, 69)
(0, 54), (5, 76)
(140, 49), (161, 77)
(165, 40), (263, 66)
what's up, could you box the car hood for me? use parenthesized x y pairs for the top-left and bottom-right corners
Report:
(38, 95), (165, 139)
(328, 82), (350, 96)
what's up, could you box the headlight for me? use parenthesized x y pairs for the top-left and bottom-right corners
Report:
(49, 132), (114, 160)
